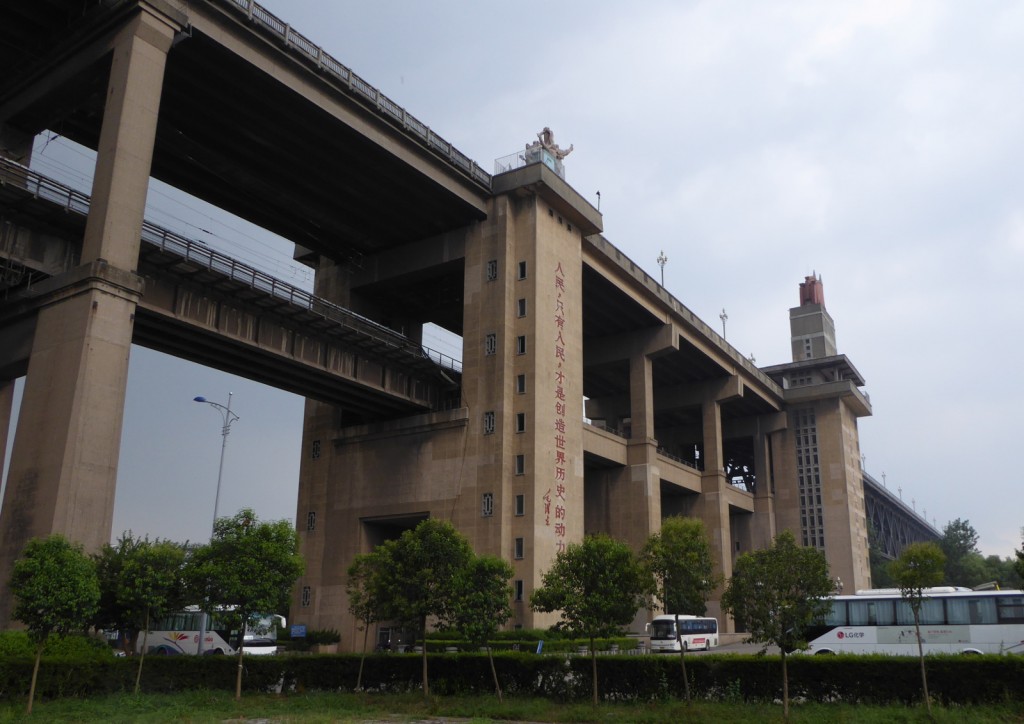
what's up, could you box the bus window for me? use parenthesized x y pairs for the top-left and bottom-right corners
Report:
(824, 600), (846, 626)
(997, 595), (1024, 623)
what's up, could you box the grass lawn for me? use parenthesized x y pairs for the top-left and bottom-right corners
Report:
(0, 692), (1019, 723)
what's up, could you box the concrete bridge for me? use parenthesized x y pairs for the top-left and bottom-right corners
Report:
(1, 0), (938, 635)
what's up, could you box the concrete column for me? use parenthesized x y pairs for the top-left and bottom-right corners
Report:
(750, 427), (777, 550)
(698, 397), (732, 627)
(82, 6), (178, 268)
(0, 380), (14, 489)
(628, 354), (654, 443)
(0, 6), (178, 623)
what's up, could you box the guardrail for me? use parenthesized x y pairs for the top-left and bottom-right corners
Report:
(0, 157), (462, 374)
(217, 0), (491, 190)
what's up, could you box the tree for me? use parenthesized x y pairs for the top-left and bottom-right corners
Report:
(531, 534), (652, 705)
(184, 509), (304, 700)
(372, 518), (473, 697)
(939, 518), (980, 585)
(94, 533), (186, 692)
(889, 541), (945, 717)
(641, 516), (717, 701)
(720, 530), (834, 720)
(444, 554), (513, 701)
(346, 551), (388, 690)
(1016, 529), (1024, 582)
(9, 535), (100, 715)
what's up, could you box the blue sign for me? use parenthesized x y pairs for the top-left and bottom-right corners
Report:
(290, 624), (307, 639)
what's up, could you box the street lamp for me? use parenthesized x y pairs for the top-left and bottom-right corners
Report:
(656, 250), (668, 286)
(192, 392), (240, 654)
(193, 393), (240, 535)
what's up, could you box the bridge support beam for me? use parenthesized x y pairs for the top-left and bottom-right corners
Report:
(0, 4), (179, 624)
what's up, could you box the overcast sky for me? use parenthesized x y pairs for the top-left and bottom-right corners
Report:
(5, 0), (1023, 560)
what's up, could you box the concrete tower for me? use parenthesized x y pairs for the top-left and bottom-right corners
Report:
(762, 276), (873, 593)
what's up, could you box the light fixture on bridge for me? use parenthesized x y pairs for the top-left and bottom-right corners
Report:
(193, 392), (240, 655)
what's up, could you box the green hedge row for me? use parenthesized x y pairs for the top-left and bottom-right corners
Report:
(0, 653), (1021, 705)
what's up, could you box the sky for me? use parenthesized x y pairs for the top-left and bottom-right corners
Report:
(4, 0), (1023, 559)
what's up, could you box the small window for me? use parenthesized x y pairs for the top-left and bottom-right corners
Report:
(485, 333), (497, 356)
(486, 259), (498, 281)
(515, 412), (526, 433)
(301, 586), (311, 607)
(516, 374), (526, 394)
(514, 454), (525, 475)
(514, 494), (525, 516)
(514, 580), (524, 601)
(311, 439), (321, 459)
(517, 298), (527, 317)
(514, 537), (524, 559)
(481, 492), (494, 517)
(517, 261), (527, 280)
(516, 335), (526, 355)
(483, 411), (495, 435)
(306, 511), (316, 532)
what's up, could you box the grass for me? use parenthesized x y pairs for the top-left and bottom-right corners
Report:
(0, 692), (1020, 723)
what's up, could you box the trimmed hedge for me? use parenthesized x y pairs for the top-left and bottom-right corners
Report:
(0, 651), (1021, 705)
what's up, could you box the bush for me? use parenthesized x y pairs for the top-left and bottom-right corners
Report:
(305, 629), (341, 645)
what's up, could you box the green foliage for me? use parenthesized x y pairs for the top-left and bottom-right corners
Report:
(368, 518), (474, 696)
(889, 542), (946, 606)
(184, 509), (304, 634)
(641, 516), (717, 615)
(305, 628), (341, 645)
(93, 532), (186, 650)
(444, 554), (513, 646)
(9, 535), (100, 643)
(721, 530), (834, 654)
(1017, 528), (1024, 582)
(372, 519), (474, 632)
(0, 632), (112, 660)
(940, 518), (983, 586)
(889, 541), (946, 714)
(183, 508), (303, 699)
(531, 534), (651, 641)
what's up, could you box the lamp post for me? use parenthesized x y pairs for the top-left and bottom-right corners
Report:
(657, 250), (668, 286)
(192, 393), (240, 654)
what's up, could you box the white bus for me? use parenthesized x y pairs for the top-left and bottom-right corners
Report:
(647, 614), (719, 652)
(805, 587), (1024, 655)
(137, 609), (284, 656)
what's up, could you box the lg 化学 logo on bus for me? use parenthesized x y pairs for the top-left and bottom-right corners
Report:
(837, 630), (864, 639)
(837, 631), (844, 639)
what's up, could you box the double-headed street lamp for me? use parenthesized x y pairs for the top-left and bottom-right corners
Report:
(192, 392), (240, 655)
(193, 393), (240, 536)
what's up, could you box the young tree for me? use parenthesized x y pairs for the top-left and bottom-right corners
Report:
(9, 535), (100, 715)
(720, 530), (834, 719)
(531, 534), (652, 705)
(94, 533), (186, 692)
(346, 550), (388, 690)
(641, 516), (717, 701)
(444, 554), (513, 701)
(939, 518), (980, 585)
(184, 509), (304, 700)
(372, 518), (473, 697)
(889, 541), (945, 717)
(1016, 529), (1024, 582)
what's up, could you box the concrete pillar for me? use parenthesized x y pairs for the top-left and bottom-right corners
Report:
(82, 6), (179, 268)
(0, 6), (178, 624)
(600, 354), (660, 553)
(750, 424), (777, 550)
(0, 380), (14, 490)
(698, 396), (732, 627)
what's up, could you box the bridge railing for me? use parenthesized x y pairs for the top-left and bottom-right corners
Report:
(0, 157), (462, 375)
(216, 0), (491, 189)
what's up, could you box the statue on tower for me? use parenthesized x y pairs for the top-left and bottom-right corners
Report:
(529, 126), (574, 160)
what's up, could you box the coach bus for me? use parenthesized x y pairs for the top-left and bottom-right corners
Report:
(804, 587), (1024, 655)
(137, 609), (284, 656)
(647, 614), (719, 652)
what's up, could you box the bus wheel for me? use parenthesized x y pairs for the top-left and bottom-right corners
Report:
(814, 649), (834, 655)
